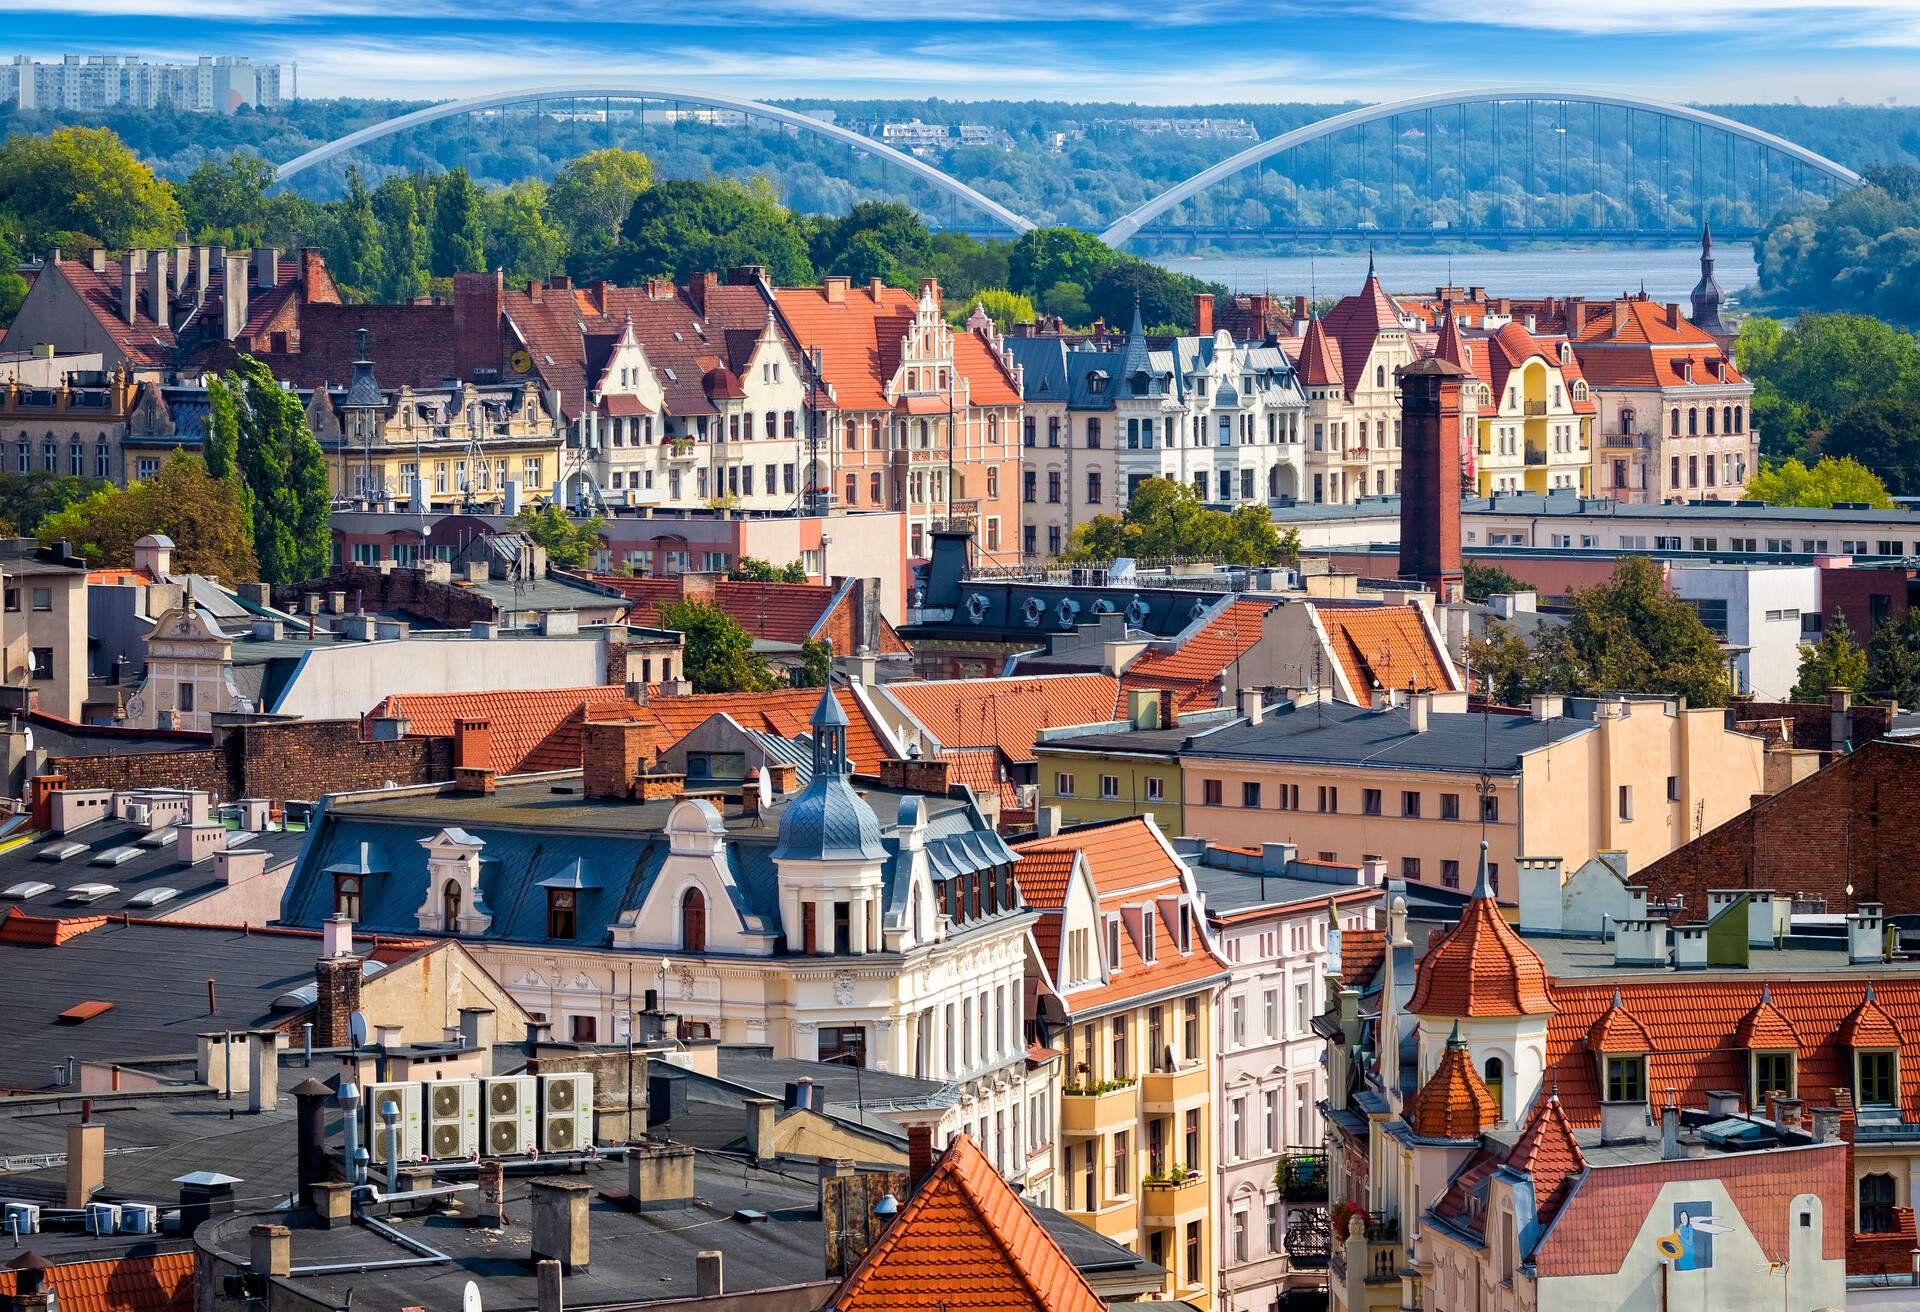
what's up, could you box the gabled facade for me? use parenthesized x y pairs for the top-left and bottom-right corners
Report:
(1437, 319), (1595, 498)
(1291, 262), (1422, 505)
(1013, 815), (1231, 1306)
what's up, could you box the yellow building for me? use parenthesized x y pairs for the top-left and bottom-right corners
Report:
(1174, 692), (1765, 894)
(1014, 816), (1230, 1308)
(1436, 318), (1594, 497)
(1034, 710), (1197, 832)
(309, 334), (563, 510)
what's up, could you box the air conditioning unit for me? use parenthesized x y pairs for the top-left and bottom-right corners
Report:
(85, 1202), (120, 1235)
(538, 1072), (593, 1154)
(119, 1204), (158, 1234)
(363, 1081), (423, 1164)
(481, 1075), (537, 1157)
(422, 1078), (480, 1160)
(3, 1202), (39, 1236)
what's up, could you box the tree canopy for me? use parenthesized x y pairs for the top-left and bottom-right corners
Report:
(1062, 477), (1301, 566)
(1736, 313), (1920, 462)
(726, 557), (808, 583)
(1754, 175), (1920, 325)
(37, 452), (257, 580)
(1791, 612), (1869, 703)
(1866, 607), (1920, 708)
(612, 177), (814, 286)
(207, 356), (330, 585)
(179, 150), (277, 245)
(1464, 556), (1731, 708)
(0, 125), (184, 251)
(1743, 455), (1894, 509)
(512, 505), (605, 569)
(1464, 561), (1530, 602)
(656, 598), (783, 694)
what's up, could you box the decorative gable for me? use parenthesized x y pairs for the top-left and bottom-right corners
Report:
(416, 827), (492, 935)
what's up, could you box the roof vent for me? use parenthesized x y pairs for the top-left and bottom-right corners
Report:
(138, 828), (176, 848)
(90, 847), (141, 867)
(64, 883), (119, 904)
(38, 842), (88, 862)
(128, 887), (180, 908)
(2, 880), (53, 899)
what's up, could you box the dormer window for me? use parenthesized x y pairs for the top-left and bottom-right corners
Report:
(1178, 902), (1193, 954)
(547, 887), (577, 940)
(1106, 915), (1122, 970)
(1141, 915), (1157, 964)
(1752, 1050), (1795, 1106)
(333, 874), (362, 921)
(1605, 1055), (1646, 1103)
(1858, 1050), (1898, 1108)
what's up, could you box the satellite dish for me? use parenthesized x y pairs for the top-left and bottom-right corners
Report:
(463, 1281), (482, 1312)
(757, 766), (772, 811)
(348, 1011), (368, 1049)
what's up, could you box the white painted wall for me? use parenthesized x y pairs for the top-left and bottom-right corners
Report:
(269, 636), (609, 718)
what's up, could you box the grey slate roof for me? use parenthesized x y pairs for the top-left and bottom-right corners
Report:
(0, 817), (305, 921)
(1004, 336), (1068, 403)
(1139, 697), (1595, 774)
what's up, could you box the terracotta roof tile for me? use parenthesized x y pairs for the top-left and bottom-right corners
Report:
(1296, 315), (1344, 387)
(1733, 984), (1801, 1049)
(889, 674), (1121, 764)
(1586, 991), (1654, 1054)
(1014, 818), (1228, 1011)
(1506, 1092), (1586, 1224)
(1408, 1025), (1501, 1139)
(1570, 296), (1746, 390)
(1317, 604), (1455, 700)
(831, 1133), (1105, 1312)
(0, 1251), (194, 1312)
(1841, 985), (1903, 1049)
(577, 575), (910, 655)
(637, 688), (892, 775)
(0, 907), (107, 946)
(1320, 272), (1405, 399)
(936, 747), (1021, 813)
(1124, 598), (1274, 712)
(1406, 862), (1554, 1019)
(364, 686), (637, 775)
(1339, 928), (1387, 990)
(775, 283), (1022, 413)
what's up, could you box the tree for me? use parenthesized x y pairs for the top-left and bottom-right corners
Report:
(0, 126), (185, 252)
(1086, 258), (1223, 332)
(511, 504), (605, 570)
(1062, 477), (1297, 566)
(1867, 608), (1920, 707)
(372, 175), (429, 303)
(656, 598), (782, 694)
(1008, 227), (1114, 302)
(37, 453), (257, 580)
(549, 148), (654, 250)
(1791, 612), (1869, 702)
(216, 356), (330, 585)
(331, 166), (386, 301)
(796, 637), (831, 689)
(727, 557), (807, 583)
(180, 150), (276, 244)
(0, 471), (102, 535)
(1736, 313), (1920, 460)
(610, 178), (813, 286)
(1817, 399), (1920, 497)
(810, 201), (935, 288)
(0, 222), (25, 326)
(952, 289), (1034, 333)
(486, 182), (566, 285)
(1744, 456), (1894, 509)
(428, 168), (487, 277)
(1464, 562), (1530, 601)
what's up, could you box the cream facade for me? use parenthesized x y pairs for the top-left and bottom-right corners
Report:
(1, 540), (88, 722)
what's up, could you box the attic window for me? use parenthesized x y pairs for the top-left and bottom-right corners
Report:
(1140, 914), (1156, 964)
(1106, 915), (1122, 970)
(57, 1000), (113, 1024)
(1178, 902), (1193, 954)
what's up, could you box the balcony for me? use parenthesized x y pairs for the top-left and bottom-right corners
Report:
(664, 438), (699, 462)
(1061, 1079), (1136, 1138)
(1523, 447), (1546, 466)
(1141, 1061), (1208, 1112)
(1524, 399), (1548, 416)
(1280, 1152), (1328, 1202)
(1143, 1168), (1208, 1225)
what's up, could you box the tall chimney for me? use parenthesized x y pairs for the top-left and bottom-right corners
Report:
(173, 243), (191, 295)
(147, 249), (169, 329)
(292, 1077), (331, 1205)
(223, 252), (250, 341)
(254, 246), (280, 290)
(1192, 293), (1214, 337)
(530, 1178), (591, 1272)
(907, 1124), (935, 1189)
(196, 246), (213, 303)
(247, 1030), (280, 1113)
(1397, 357), (1468, 603)
(121, 251), (141, 325)
(65, 1110), (105, 1207)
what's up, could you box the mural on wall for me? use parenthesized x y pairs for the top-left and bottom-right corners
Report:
(1655, 1202), (1732, 1271)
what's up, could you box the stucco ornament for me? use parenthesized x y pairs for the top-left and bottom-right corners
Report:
(833, 971), (856, 1004)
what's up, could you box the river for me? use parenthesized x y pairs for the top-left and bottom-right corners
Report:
(1148, 243), (1758, 302)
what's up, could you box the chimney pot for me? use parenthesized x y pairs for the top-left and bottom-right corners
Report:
(907, 1124), (935, 1188)
(1192, 293), (1214, 337)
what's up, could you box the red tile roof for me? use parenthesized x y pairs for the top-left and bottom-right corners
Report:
(637, 688), (894, 775)
(1406, 868), (1555, 1019)
(1297, 315), (1344, 387)
(1408, 1026), (1501, 1139)
(364, 686), (638, 775)
(774, 282), (1022, 413)
(1569, 296), (1746, 390)
(1506, 1092), (1586, 1224)
(1321, 272), (1405, 399)
(1733, 985), (1801, 1049)
(888, 674), (1121, 764)
(1542, 977), (1920, 1127)
(0, 908), (106, 946)
(1586, 991), (1654, 1053)
(1317, 603), (1454, 700)
(1339, 928), (1387, 990)
(1014, 817), (1228, 1012)
(830, 1133), (1105, 1312)
(0, 1251), (194, 1312)
(936, 747), (1021, 813)
(1123, 598), (1274, 712)
(578, 575), (910, 655)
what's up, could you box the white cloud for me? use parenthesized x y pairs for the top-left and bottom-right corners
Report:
(1373, 0), (1920, 42)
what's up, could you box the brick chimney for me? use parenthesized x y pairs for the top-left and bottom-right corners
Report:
(1666, 302), (1682, 329)
(453, 716), (496, 794)
(1397, 357), (1468, 604)
(453, 271), (505, 379)
(121, 250), (141, 325)
(147, 249), (169, 329)
(1192, 293), (1213, 337)
(824, 275), (849, 305)
(223, 252), (251, 341)
(878, 758), (951, 794)
(313, 952), (361, 1048)
(688, 272), (719, 316)
(582, 720), (657, 799)
(907, 1124), (935, 1189)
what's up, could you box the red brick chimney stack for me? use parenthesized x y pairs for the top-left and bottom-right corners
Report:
(1398, 357), (1469, 604)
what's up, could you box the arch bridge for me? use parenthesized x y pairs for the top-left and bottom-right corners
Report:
(272, 84), (1863, 250)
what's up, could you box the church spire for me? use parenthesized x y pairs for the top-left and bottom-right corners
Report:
(1690, 220), (1728, 340)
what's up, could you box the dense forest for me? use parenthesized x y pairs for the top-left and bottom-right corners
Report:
(1751, 165), (1920, 325)
(0, 96), (1913, 238)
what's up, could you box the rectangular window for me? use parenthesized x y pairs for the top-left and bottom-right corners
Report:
(1482, 794), (1500, 823)
(1618, 784), (1634, 821)
(1753, 1051), (1795, 1105)
(1203, 778), (1223, 807)
(1100, 774), (1120, 800)
(1263, 990), (1278, 1041)
(1241, 781), (1261, 809)
(1362, 788), (1382, 816)
(1604, 1056), (1646, 1103)
(1055, 772), (1074, 797)
(1145, 776), (1165, 802)
(1401, 790), (1421, 817)
(1229, 995), (1245, 1047)
(1441, 859), (1461, 890)
(30, 587), (51, 612)
(1860, 1051), (1898, 1107)
(1402, 856), (1421, 882)
(1184, 1107), (1201, 1167)
(1184, 997), (1199, 1062)
(29, 647), (53, 681)
(1317, 785), (1337, 813)
(1293, 982), (1309, 1034)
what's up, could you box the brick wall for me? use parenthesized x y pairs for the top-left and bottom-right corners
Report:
(275, 566), (498, 628)
(47, 719), (452, 804)
(1640, 739), (1920, 919)
(1731, 699), (1895, 752)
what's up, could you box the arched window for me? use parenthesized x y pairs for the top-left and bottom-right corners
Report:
(1483, 1056), (1505, 1116)
(1670, 408), (1681, 436)
(1688, 408), (1698, 435)
(681, 887), (707, 952)
(1723, 405), (1734, 435)
(442, 880), (462, 933)
(334, 875), (362, 921)
(1620, 407), (1636, 434)
(1375, 365), (1385, 388)
(1734, 406), (1744, 434)
(844, 418), (857, 450)
(1706, 407), (1716, 435)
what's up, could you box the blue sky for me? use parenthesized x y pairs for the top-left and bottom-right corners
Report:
(0, 1), (1915, 105)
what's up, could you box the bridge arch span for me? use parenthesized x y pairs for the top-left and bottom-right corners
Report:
(272, 83), (1036, 236)
(1099, 87), (1864, 246)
